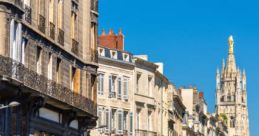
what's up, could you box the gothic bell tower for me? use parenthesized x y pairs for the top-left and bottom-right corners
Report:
(216, 35), (250, 136)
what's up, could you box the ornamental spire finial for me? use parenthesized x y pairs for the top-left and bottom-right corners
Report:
(228, 35), (234, 54)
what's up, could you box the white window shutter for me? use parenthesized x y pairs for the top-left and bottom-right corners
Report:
(118, 78), (122, 98)
(123, 78), (129, 100)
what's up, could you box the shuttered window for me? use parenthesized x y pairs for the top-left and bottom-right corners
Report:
(123, 77), (129, 100)
(98, 74), (104, 95)
(117, 110), (123, 134)
(118, 78), (122, 99)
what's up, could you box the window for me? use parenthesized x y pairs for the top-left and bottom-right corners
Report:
(49, 0), (54, 23)
(230, 117), (235, 128)
(220, 96), (224, 102)
(71, 67), (80, 93)
(123, 53), (129, 61)
(117, 110), (123, 134)
(56, 58), (61, 83)
(117, 77), (122, 99)
(111, 109), (116, 132)
(71, 1), (78, 39)
(47, 53), (52, 79)
(98, 74), (104, 95)
(148, 76), (152, 97)
(110, 50), (117, 59)
(123, 111), (128, 132)
(97, 107), (103, 128)
(123, 77), (129, 100)
(98, 48), (105, 56)
(109, 75), (116, 98)
(36, 47), (42, 74)
(136, 109), (140, 130)
(136, 74), (141, 93)
(10, 20), (22, 62)
(129, 112), (133, 136)
(57, 0), (63, 29)
(105, 109), (110, 133)
(148, 111), (152, 131)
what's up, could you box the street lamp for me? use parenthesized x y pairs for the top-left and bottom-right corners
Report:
(0, 101), (20, 110)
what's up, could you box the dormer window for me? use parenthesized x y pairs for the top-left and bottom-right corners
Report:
(98, 47), (105, 56)
(123, 53), (129, 61)
(110, 50), (117, 59)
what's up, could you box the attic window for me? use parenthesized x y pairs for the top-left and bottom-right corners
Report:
(110, 50), (117, 59)
(98, 48), (105, 56)
(123, 53), (129, 61)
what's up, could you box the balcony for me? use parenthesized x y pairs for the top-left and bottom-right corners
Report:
(58, 28), (64, 46)
(71, 39), (79, 55)
(135, 129), (157, 136)
(108, 92), (116, 98)
(0, 55), (96, 116)
(24, 5), (31, 24)
(38, 14), (46, 33)
(49, 22), (55, 40)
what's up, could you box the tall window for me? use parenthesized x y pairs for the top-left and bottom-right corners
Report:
(123, 77), (129, 100)
(117, 77), (122, 99)
(98, 74), (104, 95)
(10, 20), (22, 62)
(105, 109), (110, 133)
(111, 109), (116, 132)
(71, 67), (80, 93)
(148, 111), (152, 131)
(109, 75), (116, 98)
(97, 107), (103, 127)
(129, 112), (133, 136)
(71, 1), (78, 39)
(148, 76), (152, 97)
(36, 47), (42, 74)
(49, 0), (54, 23)
(118, 110), (123, 134)
(56, 58), (61, 83)
(136, 109), (140, 130)
(136, 74), (141, 93)
(47, 53), (52, 79)
(123, 111), (128, 132)
(57, 0), (63, 29)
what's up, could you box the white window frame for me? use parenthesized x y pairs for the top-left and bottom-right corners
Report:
(98, 73), (104, 95)
(117, 77), (122, 99)
(117, 109), (124, 134)
(123, 77), (129, 100)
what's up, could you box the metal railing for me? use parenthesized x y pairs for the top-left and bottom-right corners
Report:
(0, 55), (96, 115)
(72, 39), (79, 55)
(24, 5), (32, 24)
(38, 14), (46, 33)
(58, 28), (64, 45)
(135, 129), (157, 136)
(49, 22), (55, 40)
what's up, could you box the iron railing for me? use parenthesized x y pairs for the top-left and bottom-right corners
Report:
(49, 22), (55, 40)
(58, 28), (64, 46)
(24, 5), (32, 24)
(0, 55), (96, 115)
(38, 14), (46, 33)
(135, 129), (157, 136)
(72, 39), (79, 55)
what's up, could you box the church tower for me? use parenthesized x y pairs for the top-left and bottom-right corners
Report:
(216, 36), (250, 136)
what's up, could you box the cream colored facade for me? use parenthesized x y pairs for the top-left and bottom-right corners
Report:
(91, 46), (135, 136)
(216, 36), (250, 136)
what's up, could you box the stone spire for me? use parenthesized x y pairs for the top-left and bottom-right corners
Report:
(226, 35), (237, 73)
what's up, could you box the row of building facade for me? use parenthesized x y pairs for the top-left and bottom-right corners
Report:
(90, 30), (230, 136)
(0, 0), (99, 135)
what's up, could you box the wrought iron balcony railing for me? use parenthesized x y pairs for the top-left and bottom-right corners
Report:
(49, 22), (55, 40)
(0, 55), (96, 115)
(135, 129), (157, 136)
(58, 28), (64, 46)
(38, 14), (46, 33)
(71, 39), (79, 55)
(108, 92), (116, 98)
(24, 5), (32, 24)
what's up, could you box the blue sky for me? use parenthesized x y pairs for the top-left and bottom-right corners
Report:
(98, 0), (259, 135)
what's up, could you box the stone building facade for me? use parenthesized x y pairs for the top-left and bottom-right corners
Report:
(216, 36), (250, 136)
(0, 0), (98, 135)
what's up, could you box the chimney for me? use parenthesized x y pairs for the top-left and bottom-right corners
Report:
(199, 92), (204, 98)
(98, 29), (124, 51)
(155, 62), (164, 74)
